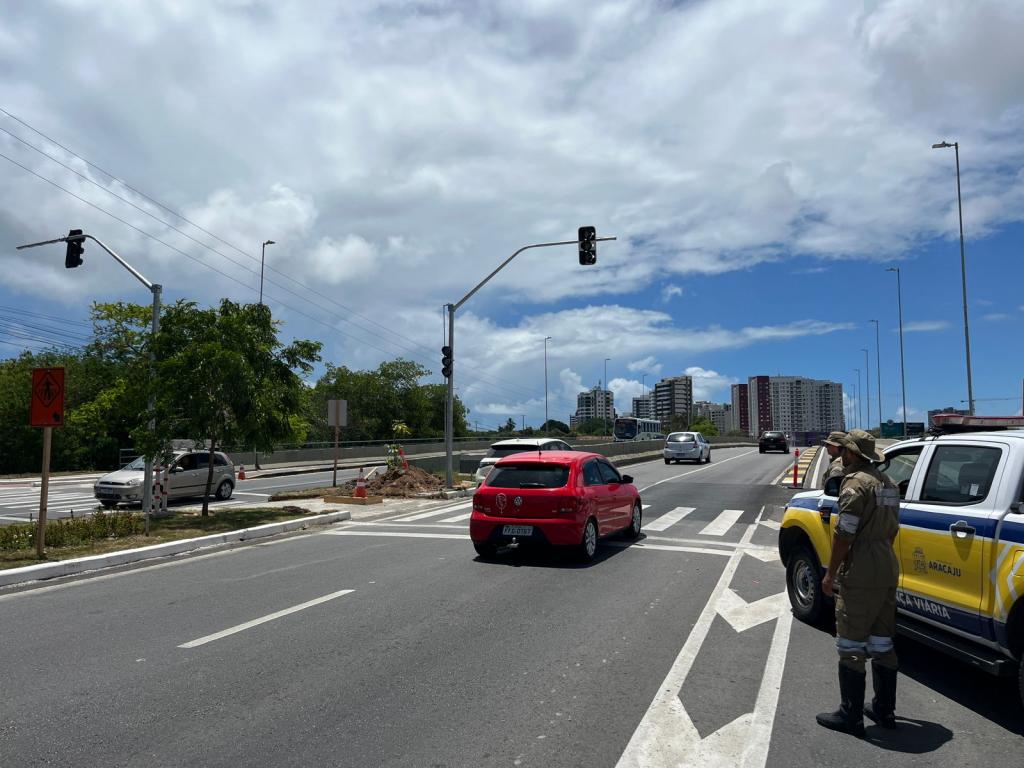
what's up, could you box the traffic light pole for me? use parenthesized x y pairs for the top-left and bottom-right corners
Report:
(17, 232), (161, 527)
(444, 235), (615, 487)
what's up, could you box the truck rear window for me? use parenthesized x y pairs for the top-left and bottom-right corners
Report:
(486, 464), (570, 489)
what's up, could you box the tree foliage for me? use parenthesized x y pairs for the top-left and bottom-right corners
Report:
(689, 418), (719, 437)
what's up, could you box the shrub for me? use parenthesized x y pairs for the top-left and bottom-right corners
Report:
(0, 510), (144, 551)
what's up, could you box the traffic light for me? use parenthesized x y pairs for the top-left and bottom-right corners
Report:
(64, 229), (84, 269)
(441, 345), (453, 378)
(578, 226), (596, 265)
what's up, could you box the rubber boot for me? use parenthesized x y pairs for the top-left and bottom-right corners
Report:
(864, 663), (897, 728)
(816, 663), (866, 737)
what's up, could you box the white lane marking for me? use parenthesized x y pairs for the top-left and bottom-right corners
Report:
(637, 450), (756, 493)
(699, 509), (744, 537)
(645, 506), (695, 532)
(716, 589), (789, 633)
(440, 511), (472, 523)
(641, 535), (775, 558)
(0, 514), (29, 522)
(391, 502), (471, 523)
(759, 519), (781, 531)
(323, 530), (469, 540)
(178, 588), (355, 648)
(615, 513), (792, 768)
(605, 541), (731, 557)
(232, 491), (271, 498)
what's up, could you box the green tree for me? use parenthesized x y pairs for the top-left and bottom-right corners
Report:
(690, 418), (719, 437)
(573, 417), (607, 436)
(540, 419), (570, 434)
(137, 300), (321, 515)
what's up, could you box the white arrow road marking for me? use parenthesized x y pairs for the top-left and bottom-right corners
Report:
(758, 519), (781, 531)
(715, 589), (789, 633)
(645, 506), (695, 532)
(615, 516), (793, 768)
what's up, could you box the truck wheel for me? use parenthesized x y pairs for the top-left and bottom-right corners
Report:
(787, 545), (824, 624)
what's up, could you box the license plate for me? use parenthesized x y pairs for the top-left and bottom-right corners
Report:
(502, 525), (533, 536)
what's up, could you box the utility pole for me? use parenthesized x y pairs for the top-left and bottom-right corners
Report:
(870, 319), (882, 429)
(443, 231), (615, 486)
(544, 336), (552, 436)
(887, 267), (908, 438)
(861, 348), (871, 430)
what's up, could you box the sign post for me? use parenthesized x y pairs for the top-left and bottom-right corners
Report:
(31, 367), (65, 558)
(327, 399), (348, 487)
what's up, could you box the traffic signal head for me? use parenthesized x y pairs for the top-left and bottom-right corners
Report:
(578, 226), (596, 265)
(65, 229), (84, 269)
(441, 345), (453, 378)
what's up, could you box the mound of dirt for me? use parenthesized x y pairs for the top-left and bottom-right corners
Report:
(342, 466), (446, 497)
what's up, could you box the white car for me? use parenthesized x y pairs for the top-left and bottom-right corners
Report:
(94, 451), (236, 507)
(473, 438), (575, 484)
(663, 432), (711, 464)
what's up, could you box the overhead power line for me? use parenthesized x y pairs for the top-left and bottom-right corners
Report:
(0, 108), (539, 402)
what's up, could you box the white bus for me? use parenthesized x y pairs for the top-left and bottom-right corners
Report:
(613, 417), (663, 442)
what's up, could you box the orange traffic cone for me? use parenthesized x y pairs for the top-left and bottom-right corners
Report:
(238, 465), (246, 480)
(355, 467), (367, 498)
(398, 447), (409, 470)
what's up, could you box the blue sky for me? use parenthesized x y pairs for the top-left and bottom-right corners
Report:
(1, 1), (1022, 431)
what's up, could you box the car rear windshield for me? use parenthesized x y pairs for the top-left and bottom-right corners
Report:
(667, 433), (695, 442)
(485, 445), (541, 459)
(486, 464), (570, 489)
(765, 432), (784, 438)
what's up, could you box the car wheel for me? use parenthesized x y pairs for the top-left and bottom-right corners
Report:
(1018, 656), (1024, 712)
(787, 546), (824, 624)
(624, 502), (642, 539)
(706, 450), (712, 463)
(578, 518), (598, 562)
(664, 458), (671, 465)
(215, 479), (233, 501)
(473, 541), (497, 559)
(759, 447), (765, 454)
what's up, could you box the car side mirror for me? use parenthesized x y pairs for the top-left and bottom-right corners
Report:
(621, 474), (633, 485)
(171, 466), (183, 473)
(824, 476), (842, 497)
(1011, 501), (1023, 515)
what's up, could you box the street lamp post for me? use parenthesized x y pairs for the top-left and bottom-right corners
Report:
(870, 320), (882, 429)
(544, 336), (552, 436)
(444, 233), (616, 486)
(933, 140), (975, 415)
(887, 267), (908, 437)
(861, 348), (871, 430)
(259, 239), (275, 306)
(854, 368), (862, 429)
(18, 232), (162, 532)
(604, 358), (611, 438)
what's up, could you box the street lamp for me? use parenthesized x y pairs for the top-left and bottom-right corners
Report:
(870, 320), (882, 429)
(932, 140), (975, 415)
(861, 348), (871, 430)
(544, 336), (552, 436)
(18, 232), (162, 532)
(604, 357), (611, 437)
(259, 239), (275, 305)
(886, 267), (908, 438)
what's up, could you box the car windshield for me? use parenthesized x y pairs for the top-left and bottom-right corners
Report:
(123, 457), (146, 470)
(765, 432), (784, 438)
(668, 433), (695, 443)
(485, 445), (541, 459)
(613, 419), (637, 439)
(486, 464), (570, 488)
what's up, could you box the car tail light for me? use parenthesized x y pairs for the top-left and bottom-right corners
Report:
(473, 498), (488, 514)
(558, 496), (579, 514)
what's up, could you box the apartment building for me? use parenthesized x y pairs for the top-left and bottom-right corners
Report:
(653, 375), (694, 428)
(747, 375), (844, 436)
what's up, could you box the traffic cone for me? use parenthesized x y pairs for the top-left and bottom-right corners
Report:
(238, 465), (246, 480)
(398, 447), (409, 470)
(355, 467), (367, 498)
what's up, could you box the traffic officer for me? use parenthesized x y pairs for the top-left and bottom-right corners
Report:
(816, 429), (900, 736)
(822, 431), (847, 482)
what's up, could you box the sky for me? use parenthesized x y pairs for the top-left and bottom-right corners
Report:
(1, 0), (1023, 431)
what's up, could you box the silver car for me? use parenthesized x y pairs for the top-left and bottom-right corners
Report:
(663, 432), (711, 464)
(94, 451), (236, 507)
(473, 438), (575, 484)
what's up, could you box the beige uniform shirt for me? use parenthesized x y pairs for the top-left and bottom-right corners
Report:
(825, 456), (845, 481)
(834, 462), (899, 590)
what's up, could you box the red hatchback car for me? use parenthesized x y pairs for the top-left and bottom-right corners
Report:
(470, 451), (642, 561)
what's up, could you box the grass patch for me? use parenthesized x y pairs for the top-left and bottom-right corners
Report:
(0, 505), (317, 570)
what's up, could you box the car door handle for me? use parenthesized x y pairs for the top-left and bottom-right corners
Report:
(949, 520), (975, 538)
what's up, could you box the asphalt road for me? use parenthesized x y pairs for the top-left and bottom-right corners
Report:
(0, 466), (382, 525)
(1, 447), (1020, 767)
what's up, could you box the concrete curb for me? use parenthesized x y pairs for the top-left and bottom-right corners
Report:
(0, 510), (352, 588)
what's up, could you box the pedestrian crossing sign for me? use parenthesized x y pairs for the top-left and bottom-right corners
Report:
(30, 367), (65, 428)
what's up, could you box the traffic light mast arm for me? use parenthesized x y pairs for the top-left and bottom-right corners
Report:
(453, 236), (616, 311)
(18, 232), (154, 290)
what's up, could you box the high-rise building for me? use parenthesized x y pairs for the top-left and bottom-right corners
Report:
(730, 383), (749, 434)
(654, 375), (693, 428)
(748, 375), (844, 436)
(693, 400), (730, 435)
(574, 384), (615, 425)
(632, 393), (654, 419)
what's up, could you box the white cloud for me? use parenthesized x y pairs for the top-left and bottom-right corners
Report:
(627, 356), (662, 375)
(981, 312), (1011, 322)
(684, 367), (739, 401)
(661, 284), (683, 303)
(900, 320), (951, 332)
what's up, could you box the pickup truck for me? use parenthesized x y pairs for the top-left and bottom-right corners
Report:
(778, 425), (1024, 708)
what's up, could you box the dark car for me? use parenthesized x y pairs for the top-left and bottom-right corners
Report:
(469, 451), (641, 561)
(759, 431), (789, 454)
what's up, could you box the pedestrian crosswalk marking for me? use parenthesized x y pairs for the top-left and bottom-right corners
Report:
(699, 508), (744, 536)
(390, 501), (471, 523)
(440, 511), (472, 523)
(645, 506), (695, 532)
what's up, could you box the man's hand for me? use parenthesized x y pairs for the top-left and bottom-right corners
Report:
(822, 569), (834, 598)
